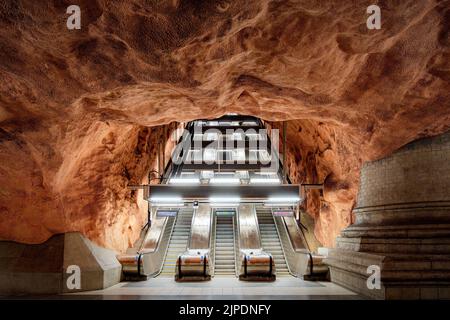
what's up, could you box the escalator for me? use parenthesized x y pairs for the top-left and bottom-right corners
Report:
(159, 208), (194, 276)
(118, 115), (327, 281)
(213, 214), (236, 276)
(255, 207), (290, 276)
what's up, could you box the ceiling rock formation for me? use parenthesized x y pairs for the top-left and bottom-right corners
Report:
(0, 0), (449, 251)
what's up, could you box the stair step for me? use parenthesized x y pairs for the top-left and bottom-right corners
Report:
(214, 216), (236, 277)
(256, 209), (290, 275)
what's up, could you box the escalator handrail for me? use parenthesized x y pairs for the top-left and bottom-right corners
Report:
(177, 256), (182, 279)
(243, 255), (248, 277)
(308, 252), (314, 275)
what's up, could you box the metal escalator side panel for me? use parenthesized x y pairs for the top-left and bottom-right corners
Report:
(176, 204), (212, 281)
(283, 215), (309, 251)
(237, 204), (275, 281)
(237, 204), (261, 250)
(282, 215), (312, 277)
(273, 215), (311, 277)
(118, 215), (174, 279)
(188, 204), (212, 250)
(142, 215), (176, 277)
(138, 217), (168, 254)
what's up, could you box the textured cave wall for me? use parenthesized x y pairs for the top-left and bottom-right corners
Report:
(0, 116), (179, 251)
(269, 120), (361, 247)
(0, 0), (449, 251)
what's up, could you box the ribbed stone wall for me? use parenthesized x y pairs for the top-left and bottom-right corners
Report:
(325, 131), (450, 300)
(357, 131), (450, 208)
(353, 132), (450, 227)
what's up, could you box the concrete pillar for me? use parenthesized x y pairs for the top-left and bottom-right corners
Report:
(325, 131), (450, 299)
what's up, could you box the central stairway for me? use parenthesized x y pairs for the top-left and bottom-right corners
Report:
(159, 209), (194, 276)
(214, 215), (236, 276)
(256, 207), (290, 276)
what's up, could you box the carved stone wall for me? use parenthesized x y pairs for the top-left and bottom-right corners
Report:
(325, 131), (450, 299)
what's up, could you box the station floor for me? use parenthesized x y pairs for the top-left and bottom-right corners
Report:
(58, 276), (364, 300)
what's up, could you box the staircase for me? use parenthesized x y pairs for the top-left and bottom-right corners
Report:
(256, 207), (290, 276)
(159, 209), (194, 276)
(214, 215), (236, 276)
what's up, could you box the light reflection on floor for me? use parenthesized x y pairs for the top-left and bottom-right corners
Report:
(63, 276), (364, 300)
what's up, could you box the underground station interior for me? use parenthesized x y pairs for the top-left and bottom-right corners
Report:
(0, 1), (450, 305)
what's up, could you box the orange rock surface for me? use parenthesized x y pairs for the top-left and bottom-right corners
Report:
(0, 0), (449, 251)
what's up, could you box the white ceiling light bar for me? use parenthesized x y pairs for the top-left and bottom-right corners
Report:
(263, 196), (300, 207)
(150, 196), (185, 207)
(267, 196), (301, 202)
(169, 178), (200, 185)
(209, 178), (241, 185)
(209, 196), (241, 207)
(249, 178), (281, 185)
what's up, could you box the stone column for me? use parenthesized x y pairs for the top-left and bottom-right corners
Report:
(324, 131), (450, 299)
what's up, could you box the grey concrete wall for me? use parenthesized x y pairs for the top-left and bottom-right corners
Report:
(0, 232), (121, 295)
(0, 235), (64, 295)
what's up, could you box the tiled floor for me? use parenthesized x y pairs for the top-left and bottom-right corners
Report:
(62, 276), (364, 300)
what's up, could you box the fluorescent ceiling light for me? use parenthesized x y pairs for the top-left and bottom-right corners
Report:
(264, 203), (295, 208)
(209, 178), (240, 185)
(201, 170), (214, 179)
(150, 196), (183, 203)
(209, 196), (240, 203)
(151, 202), (185, 208)
(169, 178), (200, 185)
(250, 178), (281, 185)
(265, 196), (300, 203)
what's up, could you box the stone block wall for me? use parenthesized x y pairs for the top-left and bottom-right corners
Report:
(358, 132), (450, 208)
(325, 131), (450, 299)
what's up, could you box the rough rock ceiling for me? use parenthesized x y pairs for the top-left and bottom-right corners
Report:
(0, 0), (449, 251)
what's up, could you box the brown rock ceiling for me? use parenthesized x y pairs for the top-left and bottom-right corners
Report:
(0, 0), (449, 251)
